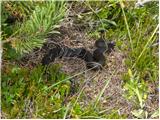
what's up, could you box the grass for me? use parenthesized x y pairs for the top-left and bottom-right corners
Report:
(1, 1), (159, 119)
(132, 25), (158, 69)
(94, 69), (117, 108)
(120, 1), (133, 52)
(1, 64), (71, 118)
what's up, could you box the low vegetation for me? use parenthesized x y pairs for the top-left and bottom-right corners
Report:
(1, 0), (159, 119)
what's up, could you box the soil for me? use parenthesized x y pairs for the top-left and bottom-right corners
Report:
(19, 19), (134, 117)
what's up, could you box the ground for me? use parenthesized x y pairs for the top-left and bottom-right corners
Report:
(16, 20), (141, 118)
(1, 2), (159, 118)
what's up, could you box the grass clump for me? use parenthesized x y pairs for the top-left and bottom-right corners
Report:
(2, 64), (72, 118)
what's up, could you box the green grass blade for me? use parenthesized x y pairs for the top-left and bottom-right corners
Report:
(94, 70), (117, 108)
(63, 102), (71, 119)
(120, 1), (133, 52)
(132, 25), (159, 69)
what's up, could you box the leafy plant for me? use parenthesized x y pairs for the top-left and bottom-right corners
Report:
(1, 64), (72, 118)
(117, 1), (158, 116)
(123, 69), (148, 108)
(131, 109), (148, 119)
(2, 1), (66, 55)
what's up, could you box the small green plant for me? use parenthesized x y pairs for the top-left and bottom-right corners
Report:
(123, 69), (148, 109)
(118, 1), (158, 118)
(1, 64), (72, 118)
(2, 1), (66, 55)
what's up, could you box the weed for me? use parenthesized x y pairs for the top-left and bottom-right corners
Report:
(1, 64), (72, 118)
